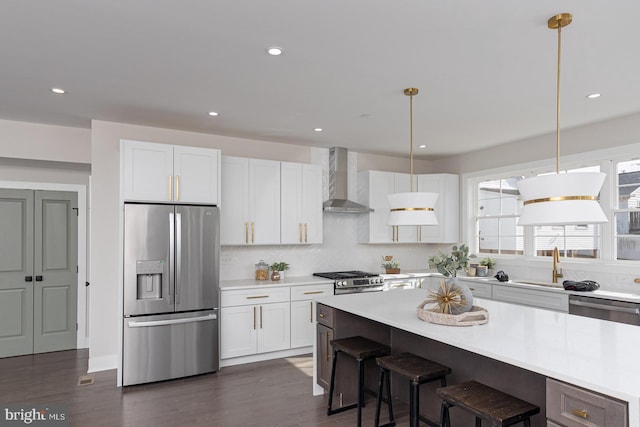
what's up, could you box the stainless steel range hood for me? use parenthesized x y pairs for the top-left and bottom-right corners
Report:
(323, 147), (373, 213)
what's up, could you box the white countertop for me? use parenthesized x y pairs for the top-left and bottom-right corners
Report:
(317, 289), (640, 425)
(220, 275), (333, 291)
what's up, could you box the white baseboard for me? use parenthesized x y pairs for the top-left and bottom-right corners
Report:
(219, 347), (312, 368)
(88, 354), (118, 373)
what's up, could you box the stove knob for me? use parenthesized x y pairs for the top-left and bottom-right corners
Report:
(339, 281), (346, 286)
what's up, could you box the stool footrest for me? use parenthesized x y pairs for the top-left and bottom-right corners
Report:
(327, 403), (357, 416)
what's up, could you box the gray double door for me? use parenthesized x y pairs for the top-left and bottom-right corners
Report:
(0, 189), (78, 358)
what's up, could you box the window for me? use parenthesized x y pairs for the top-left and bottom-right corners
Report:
(476, 177), (523, 255)
(474, 166), (601, 259)
(615, 159), (640, 260)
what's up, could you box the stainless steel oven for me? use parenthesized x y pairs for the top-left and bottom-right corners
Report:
(313, 271), (384, 294)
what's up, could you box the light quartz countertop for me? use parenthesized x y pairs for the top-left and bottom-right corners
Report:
(316, 289), (640, 426)
(220, 275), (333, 291)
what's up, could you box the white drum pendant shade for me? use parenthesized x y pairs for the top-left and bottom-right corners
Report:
(387, 192), (439, 226)
(517, 172), (607, 226)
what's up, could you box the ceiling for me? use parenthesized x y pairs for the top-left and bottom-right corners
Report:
(3, 1), (640, 159)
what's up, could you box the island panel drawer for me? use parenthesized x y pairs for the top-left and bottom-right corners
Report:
(291, 284), (334, 301)
(316, 303), (334, 327)
(546, 378), (628, 427)
(221, 287), (290, 307)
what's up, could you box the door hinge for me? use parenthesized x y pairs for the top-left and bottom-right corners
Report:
(76, 323), (78, 331)
(77, 265), (79, 273)
(85, 281), (90, 287)
(72, 207), (79, 216)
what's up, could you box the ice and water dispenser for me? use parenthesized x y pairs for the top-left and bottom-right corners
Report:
(136, 260), (164, 300)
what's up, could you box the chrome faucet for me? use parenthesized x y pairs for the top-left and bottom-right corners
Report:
(552, 246), (563, 283)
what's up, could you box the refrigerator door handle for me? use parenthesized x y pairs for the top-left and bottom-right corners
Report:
(127, 313), (217, 328)
(175, 212), (182, 305)
(168, 212), (175, 307)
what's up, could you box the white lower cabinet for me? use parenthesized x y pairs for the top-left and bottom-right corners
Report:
(290, 284), (334, 348)
(493, 285), (569, 312)
(457, 279), (493, 299)
(220, 287), (290, 359)
(220, 282), (333, 362)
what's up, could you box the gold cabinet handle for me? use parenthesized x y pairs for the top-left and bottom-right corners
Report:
(318, 313), (325, 318)
(168, 175), (173, 200)
(304, 291), (324, 295)
(299, 223), (303, 243)
(305, 223), (308, 242)
(175, 175), (180, 201)
(325, 331), (330, 362)
(253, 306), (256, 330)
(246, 295), (269, 299)
(251, 222), (255, 243)
(571, 409), (589, 419)
(418, 226), (422, 242)
(259, 305), (263, 329)
(309, 301), (313, 323)
(245, 222), (248, 243)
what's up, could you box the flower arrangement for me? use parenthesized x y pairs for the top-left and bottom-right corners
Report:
(427, 244), (476, 277)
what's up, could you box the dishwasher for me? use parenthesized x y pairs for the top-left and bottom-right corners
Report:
(569, 294), (640, 326)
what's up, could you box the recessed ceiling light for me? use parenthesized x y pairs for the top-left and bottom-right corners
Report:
(586, 93), (601, 99)
(208, 112), (219, 116)
(314, 128), (323, 132)
(266, 47), (283, 56)
(50, 87), (65, 94)
(418, 145), (427, 148)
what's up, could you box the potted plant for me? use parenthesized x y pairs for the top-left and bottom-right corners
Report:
(270, 261), (290, 281)
(381, 256), (400, 274)
(478, 257), (496, 277)
(427, 244), (476, 278)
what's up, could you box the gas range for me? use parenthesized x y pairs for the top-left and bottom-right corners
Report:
(313, 271), (385, 295)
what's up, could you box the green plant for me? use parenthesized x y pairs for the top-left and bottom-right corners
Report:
(428, 244), (476, 277)
(270, 261), (290, 271)
(381, 257), (399, 269)
(480, 257), (496, 270)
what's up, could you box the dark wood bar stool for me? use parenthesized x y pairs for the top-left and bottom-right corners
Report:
(327, 336), (391, 427)
(437, 380), (540, 427)
(374, 352), (451, 427)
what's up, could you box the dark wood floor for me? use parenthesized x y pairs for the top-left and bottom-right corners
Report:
(0, 350), (414, 426)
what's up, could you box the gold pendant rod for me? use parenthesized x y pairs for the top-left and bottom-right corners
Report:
(556, 23), (561, 174)
(404, 87), (419, 192)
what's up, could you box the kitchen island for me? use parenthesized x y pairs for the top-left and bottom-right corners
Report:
(314, 289), (640, 426)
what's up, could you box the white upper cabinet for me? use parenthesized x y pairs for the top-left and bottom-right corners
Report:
(221, 156), (280, 245)
(357, 170), (418, 243)
(358, 170), (459, 244)
(417, 174), (459, 243)
(281, 162), (323, 244)
(121, 139), (220, 204)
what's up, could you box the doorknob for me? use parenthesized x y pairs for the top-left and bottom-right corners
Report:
(35, 276), (43, 281)
(25, 276), (33, 282)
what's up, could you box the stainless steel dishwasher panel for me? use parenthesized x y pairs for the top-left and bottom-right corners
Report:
(569, 295), (640, 326)
(123, 310), (218, 386)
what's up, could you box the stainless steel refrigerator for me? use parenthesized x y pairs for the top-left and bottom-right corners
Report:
(122, 203), (219, 386)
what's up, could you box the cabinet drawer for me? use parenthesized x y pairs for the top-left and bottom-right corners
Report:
(494, 286), (568, 312)
(317, 303), (334, 327)
(458, 280), (493, 299)
(221, 287), (290, 307)
(291, 284), (334, 301)
(546, 378), (628, 427)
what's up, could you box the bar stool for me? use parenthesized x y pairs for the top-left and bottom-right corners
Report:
(374, 352), (451, 427)
(327, 336), (391, 427)
(437, 380), (540, 427)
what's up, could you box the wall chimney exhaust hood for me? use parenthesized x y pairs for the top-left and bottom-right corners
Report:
(323, 147), (373, 213)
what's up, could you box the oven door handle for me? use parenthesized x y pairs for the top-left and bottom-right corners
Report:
(569, 299), (640, 315)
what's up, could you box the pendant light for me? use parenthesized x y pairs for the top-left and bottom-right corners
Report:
(517, 13), (607, 226)
(387, 88), (439, 226)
